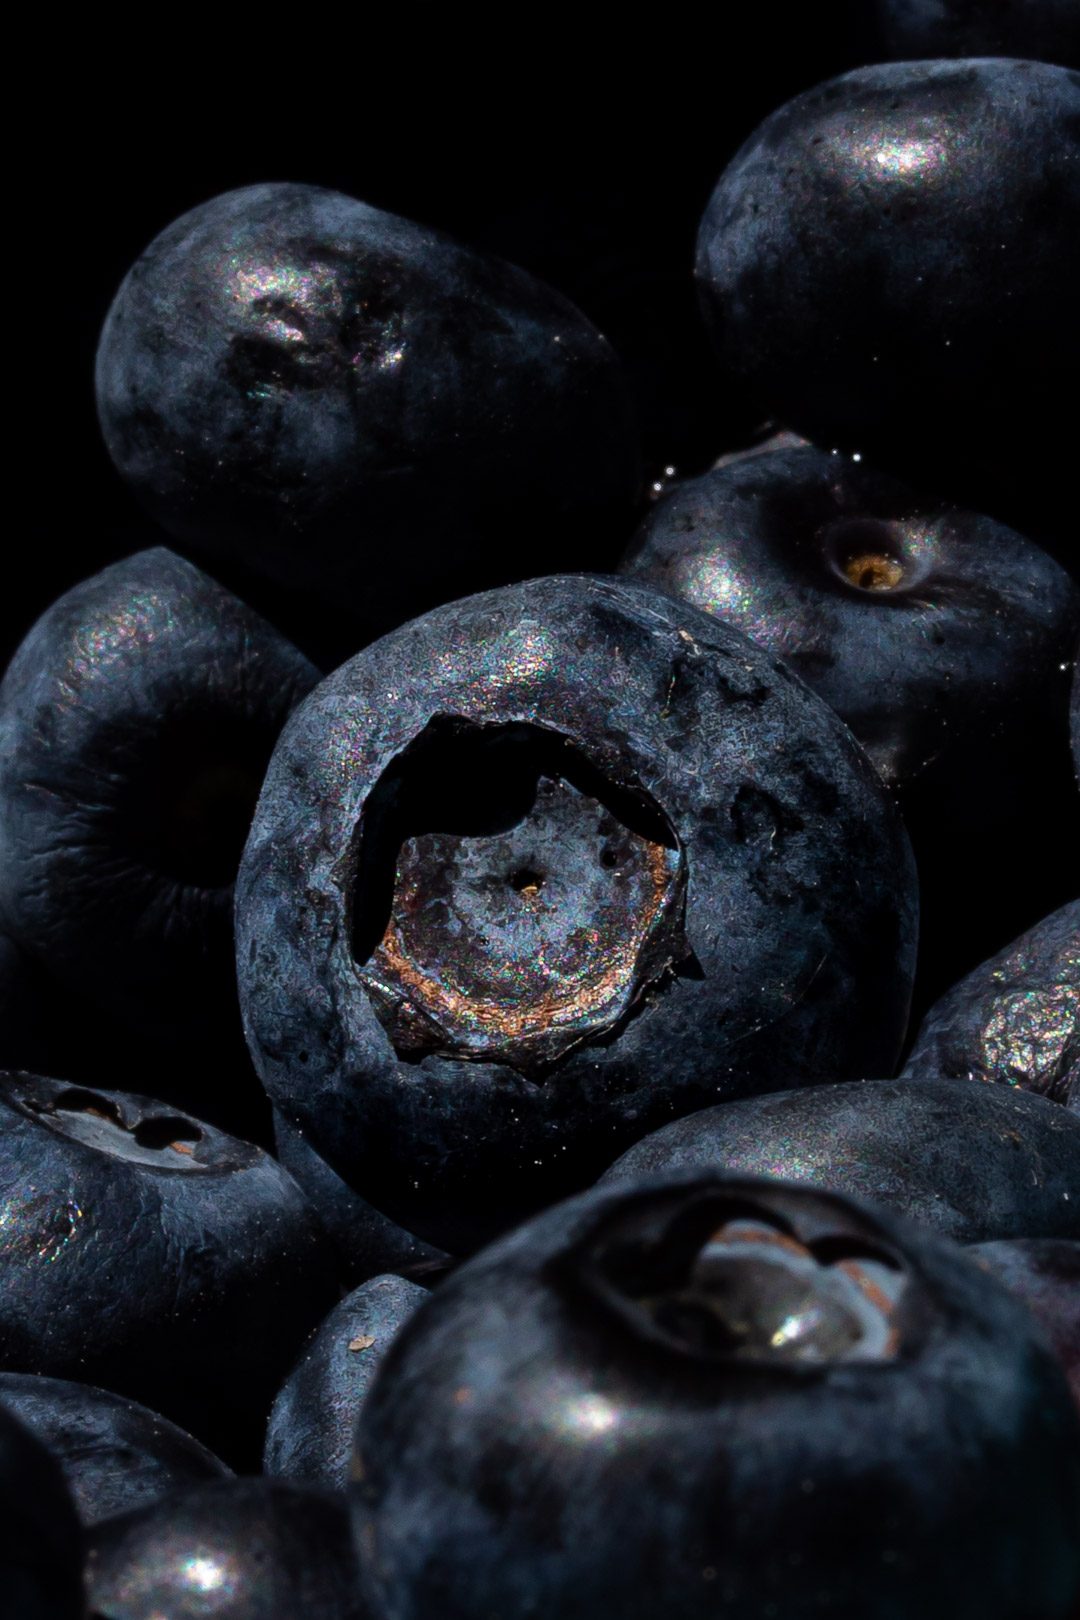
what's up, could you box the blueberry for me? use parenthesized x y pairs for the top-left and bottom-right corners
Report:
(0, 548), (318, 1052)
(95, 183), (640, 648)
(871, 1), (1080, 67)
(600, 1077), (1080, 1241)
(351, 1173), (1080, 1619)
(903, 899), (1078, 1109)
(273, 1109), (450, 1289)
(0, 1072), (338, 1464)
(84, 1479), (369, 1619)
(265, 1273), (427, 1492)
(621, 444), (1080, 789)
(695, 60), (1080, 533)
(0, 1372), (230, 1527)
(969, 1240), (1079, 1408)
(0, 1400), (83, 1620)
(236, 575), (917, 1252)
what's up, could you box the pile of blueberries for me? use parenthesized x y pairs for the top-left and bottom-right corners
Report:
(4, 17), (1080, 1620)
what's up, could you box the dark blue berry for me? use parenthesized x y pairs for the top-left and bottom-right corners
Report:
(236, 575), (917, 1252)
(352, 1173), (1080, 1618)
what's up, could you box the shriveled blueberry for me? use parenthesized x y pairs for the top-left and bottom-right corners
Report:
(903, 900), (1078, 1110)
(621, 445), (1080, 789)
(0, 548), (318, 1049)
(85, 1479), (368, 1619)
(237, 575), (917, 1252)
(0, 1372), (229, 1527)
(600, 1078), (1079, 1241)
(970, 1240), (1079, 1407)
(265, 1273), (426, 1492)
(871, 1), (1080, 66)
(95, 182), (640, 648)
(274, 1110), (450, 1288)
(0, 1400), (83, 1620)
(0, 1072), (337, 1465)
(695, 61), (1080, 533)
(352, 1173), (1080, 1619)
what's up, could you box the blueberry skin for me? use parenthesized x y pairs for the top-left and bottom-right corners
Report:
(0, 1072), (338, 1465)
(599, 1077), (1080, 1241)
(95, 182), (640, 641)
(0, 547), (318, 1042)
(265, 1273), (427, 1492)
(969, 1240), (1079, 1407)
(351, 1173), (1080, 1619)
(0, 1372), (230, 1527)
(622, 446), (1080, 789)
(0, 1401), (83, 1620)
(274, 1109), (450, 1288)
(903, 899), (1078, 1110)
(237, 575), (917, 1253)
(871, 1), (1080, 67)
(695, 61), (1080, 532)
(85, 1479), (369, 1619)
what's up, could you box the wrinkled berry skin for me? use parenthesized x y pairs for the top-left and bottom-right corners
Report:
(265, 1273), (426, 1492)
(351, 1173), (1080, 1620)
(0, 548), (318, 1041)
(85, 1479), (369, 1619)
(969, 1240), (1079, 1407)
(600, 1078), (1080, 1241)
(274, 1110), (450, 1287)
(695, 61), (1080, 533)
(872, 1), (1080, 67)
(903, 900), (1078, 1110)
(0, 1072), (337, 1464)
(95, 183), (640, 643)
(0, 1372), (230, 1526)
(237, 575), (917, 1252)
(0, 1401), (83, 1620)
(621, 446), (1080, 789)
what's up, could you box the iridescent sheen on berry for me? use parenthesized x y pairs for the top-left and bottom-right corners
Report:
(904, 900), (1079, 1110)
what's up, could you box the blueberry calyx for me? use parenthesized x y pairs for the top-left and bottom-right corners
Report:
(11, 1076), (249, 1173)
(823, 518), (911, 595)
(350, 716), (690, 1075)
(577, 1186), (911, 1367)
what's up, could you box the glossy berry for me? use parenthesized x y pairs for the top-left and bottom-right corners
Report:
(265, 1273), (427, 1491)
(352, 1173), (1080, 1619)
(0, 1400), (83, 1620)
(95, 182), (640, 648)
(621, 444), (1080, 789)
(237, 575), (917, 1252)
(0, 547), (318, 1044)
(0, 1372), (229, 1526)
(85, 1479), (369, 1619)
(903, 899), (1078, 1110)
(600, 1078), (1080, 1241)
(0, 1072), (337, 1463)
(695, 60), (1080, 534)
